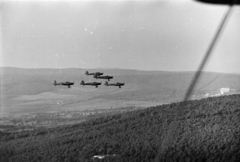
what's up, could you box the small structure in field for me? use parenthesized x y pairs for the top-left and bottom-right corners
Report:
(220, 88), (230, 95)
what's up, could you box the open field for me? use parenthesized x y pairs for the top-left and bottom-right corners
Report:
(1, 67), (240, 116)
(1, 85), (163, 115)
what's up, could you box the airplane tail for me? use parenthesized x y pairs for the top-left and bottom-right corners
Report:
(53, 80), (57, 85)
(85, 71), (89, 75)
(80, 80), (85, 85)
(105, 81), (108, 86)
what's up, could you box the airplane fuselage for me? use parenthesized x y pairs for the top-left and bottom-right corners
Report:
(53, 81), (74, 88)
(80, 81), (101, 88)
(85, 71), (103, 76)
(105, 82), (124, 88)
(94, 75), (113, 81)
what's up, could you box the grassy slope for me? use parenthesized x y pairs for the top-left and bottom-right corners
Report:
(0, 94), (240, 161)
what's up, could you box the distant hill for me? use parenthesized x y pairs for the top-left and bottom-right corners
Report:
(1, 67), (240, 114)
(1, 67), (240, 97)
(0, 94), (240, 161)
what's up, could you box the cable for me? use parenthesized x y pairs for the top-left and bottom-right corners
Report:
(184, 2), (235, 101)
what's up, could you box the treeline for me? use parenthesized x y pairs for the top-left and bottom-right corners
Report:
(0, 94), (240, 161)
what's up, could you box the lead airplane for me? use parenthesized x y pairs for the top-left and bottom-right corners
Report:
(104, 81), (125, 88)
(53, 80), (74, 88)
(85, 71), (103, 76)
(93, 75), (113, 81)
(80, 80), (101, 88)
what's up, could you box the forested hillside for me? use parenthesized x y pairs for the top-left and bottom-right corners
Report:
(1, 94), (240, 162)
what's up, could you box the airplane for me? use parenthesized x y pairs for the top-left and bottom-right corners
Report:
(80, 80), (101, 88)
(104, 81), (125, 88)
(53, 80), (74, 88)
(93, 75), (113, 81)
(85, 71), (103, 76)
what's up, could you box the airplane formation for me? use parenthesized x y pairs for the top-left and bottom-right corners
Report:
(53, 71), (125, 88)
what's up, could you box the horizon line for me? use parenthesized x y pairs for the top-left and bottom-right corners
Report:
(1, 66), (240, 75)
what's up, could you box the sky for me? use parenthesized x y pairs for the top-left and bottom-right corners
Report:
(1, 0), (240, 73)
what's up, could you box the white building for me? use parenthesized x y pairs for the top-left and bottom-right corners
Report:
(92, 154), (117, 160)
(220, 88), (230, 95)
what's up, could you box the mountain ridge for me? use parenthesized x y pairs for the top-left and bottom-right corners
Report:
(1, 66), (240, 75)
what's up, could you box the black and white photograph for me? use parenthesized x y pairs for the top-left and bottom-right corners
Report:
(1, 0), (240, 161)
